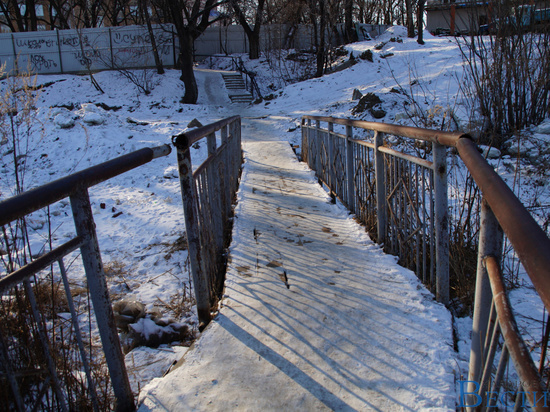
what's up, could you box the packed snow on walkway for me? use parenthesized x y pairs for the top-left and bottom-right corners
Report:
(138, 116), (456, 411)
(1, 25), (549, 408)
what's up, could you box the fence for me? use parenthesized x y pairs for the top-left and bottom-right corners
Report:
(0, 114), (243, 410)
(302, 116), (451, 303)
(0, 24), (177, 75)
(173, 116), (242, 328)
(195, 24), (319, 58)
(195, 23), (391, 60)
(0, 23), (392, 77)
(0, 145), (171, 411)
(302, 115), (550, 410)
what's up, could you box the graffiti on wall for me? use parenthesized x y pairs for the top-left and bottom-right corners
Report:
(0, 24), (177, 75)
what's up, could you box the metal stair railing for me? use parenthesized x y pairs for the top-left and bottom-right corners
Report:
(231, 56), (262, 100)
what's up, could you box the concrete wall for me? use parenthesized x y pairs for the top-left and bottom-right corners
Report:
(355, 24), (392, 41)
(194, 23), (389, 59)
(194, 24), (317, 58)
(0, 22), (391, 76)
(0, 24), (177, 75)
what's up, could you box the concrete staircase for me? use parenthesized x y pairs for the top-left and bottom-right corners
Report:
(222, 72), (254, 104)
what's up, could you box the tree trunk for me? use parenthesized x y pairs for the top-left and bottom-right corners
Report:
(405, 0), (415, 38)
(10, 0), (25, 31)
(344, 0), (355, 43)
(180, 31), (198, 104)
(141, 0), (164, 74)
(231, 0), (265, 60)
(249, 31), (260, 60)
(417, 0), (425, 44)
(27, 0), (38, 32)
(315, 0), (327, 78)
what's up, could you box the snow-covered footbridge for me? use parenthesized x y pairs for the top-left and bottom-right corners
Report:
(3, 44), (550, 412)
(137, 116), (457, 411)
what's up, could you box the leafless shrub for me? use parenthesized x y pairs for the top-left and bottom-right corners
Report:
(0, 276), (114, 410)
(459, 5), (550, 148)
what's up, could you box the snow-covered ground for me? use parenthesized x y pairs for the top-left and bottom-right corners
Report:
(1, 25), (549, 408)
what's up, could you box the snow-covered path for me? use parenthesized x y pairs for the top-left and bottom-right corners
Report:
(138, 114), (456, 411)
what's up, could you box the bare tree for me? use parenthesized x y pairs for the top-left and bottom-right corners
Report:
(153, 0), (226, 103)
(0, 0), (38, 32)
(0, 1), (18, 32)
(48, 0), (71, 29)
(405, 0), (415, 37)
(460, 4), (550, 148)
(306, 0), (328, 77)
(100, 0), (132, 26)
(343, 0), (355, 42)
(230, 0), (266, 59)
(139, 0), (165, 74)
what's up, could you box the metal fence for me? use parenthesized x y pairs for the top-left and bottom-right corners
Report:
(302, 114), (550, 410)
(173, 116), (242, 328)
(0, 145), (171, 411)
(0, 115), (242, 410)
(302, 116), (451, 303)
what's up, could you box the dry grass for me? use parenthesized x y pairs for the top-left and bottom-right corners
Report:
(0, 277), (115, 410)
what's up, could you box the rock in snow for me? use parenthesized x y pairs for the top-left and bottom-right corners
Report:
(54, 112), (76, 129)
(82, 112), (106, 125)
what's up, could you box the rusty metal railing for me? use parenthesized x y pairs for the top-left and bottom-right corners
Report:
(0, 145), (171, 411)
(302, 115), (550, 409)
(173, 115), (242, 328)
(457, 139), (550, 411)
(302, 116), (460, 303)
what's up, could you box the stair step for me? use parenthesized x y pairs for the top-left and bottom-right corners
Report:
(222, 71), (254, 104)
(229, 95), (253, 103)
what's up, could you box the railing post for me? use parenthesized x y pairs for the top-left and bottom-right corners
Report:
(374, 132), (386, 244)
(328, 122), (334, 191)
(207, 131), (217, 155)
(467, 198), (503, 409)
(221, 125), (231, 217)
(70, 188), (135, 412)
(173, 135), (211, 328)
(235, 117), (242, 181)
(237, 116), (242, 149)
(346, 125), (354, 211)
(301, 120), (306, 163)
(433, 142), (449, 304)
(207, 131), (223, 262)
(315, 120), (321, 177)
(307, 118), (312, 166)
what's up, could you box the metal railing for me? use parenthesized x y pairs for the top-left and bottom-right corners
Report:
(0, 115), (242, 410)
(173, 115), (242, 328)
(302, 115), (550, 410)
(302, 116), (455, 303)
(0, 145), (171, 411)
(231, 56), (262, 100)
